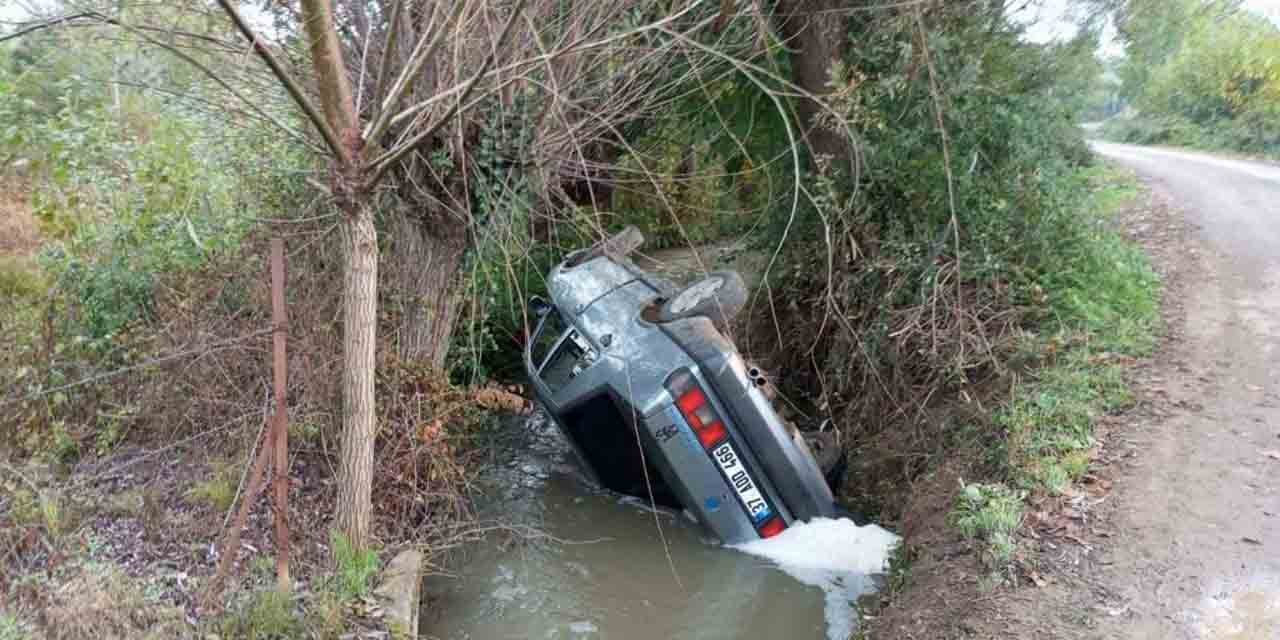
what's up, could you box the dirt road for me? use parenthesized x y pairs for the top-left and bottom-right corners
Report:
(1002, 142), (1280, 639)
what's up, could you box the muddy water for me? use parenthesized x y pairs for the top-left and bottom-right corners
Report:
(420, 418), (890, 640)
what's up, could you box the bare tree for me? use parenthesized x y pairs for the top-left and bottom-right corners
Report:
(206, 0), (788, 549)
(16, 0), (832, 550)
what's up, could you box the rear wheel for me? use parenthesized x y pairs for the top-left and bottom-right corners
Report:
(657, 271), (747, 329)
(804, 430), (844, 481)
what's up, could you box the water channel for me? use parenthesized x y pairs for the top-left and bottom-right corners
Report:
(420, 417), (897, 640)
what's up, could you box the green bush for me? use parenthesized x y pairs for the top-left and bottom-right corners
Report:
(2, 32), (307, 342)
(1105, 0), (1280, 159)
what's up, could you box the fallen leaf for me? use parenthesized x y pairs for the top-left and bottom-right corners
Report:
(1242, 537), (1263, 545)
(1263, 450), (1280, 461)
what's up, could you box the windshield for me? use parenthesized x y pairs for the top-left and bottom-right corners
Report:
(530, 308), (568, 371)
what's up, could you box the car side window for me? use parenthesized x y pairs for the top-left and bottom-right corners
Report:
(530, 308), (568, 371)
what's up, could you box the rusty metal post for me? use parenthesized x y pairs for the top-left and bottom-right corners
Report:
(270, 238), (291, 591)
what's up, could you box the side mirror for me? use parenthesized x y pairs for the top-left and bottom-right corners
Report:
(529, 296), (552, 317)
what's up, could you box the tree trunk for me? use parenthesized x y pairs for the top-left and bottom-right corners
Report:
(775, 0), (850, 162)
(335, 202), (378, 547)
(386, 209), (465, 369)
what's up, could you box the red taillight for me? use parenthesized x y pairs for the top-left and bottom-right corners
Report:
(695, 420), (727, 449)
(677, 387), (707, 417)
(670, 375), (729, 450)
(758, 517), (787, 538)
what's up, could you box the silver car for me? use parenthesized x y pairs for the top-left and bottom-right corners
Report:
(524, 228), (838, 543)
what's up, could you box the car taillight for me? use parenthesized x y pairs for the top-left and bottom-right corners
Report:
(758, 516), (787, 538)
(666, 369), (788, 540)
(667, 371), (728, 450)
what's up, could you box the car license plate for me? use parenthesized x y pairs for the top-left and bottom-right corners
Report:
(710, 442), (772, 523)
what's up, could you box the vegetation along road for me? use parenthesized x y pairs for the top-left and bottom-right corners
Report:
(1012, 142), (1280, 639)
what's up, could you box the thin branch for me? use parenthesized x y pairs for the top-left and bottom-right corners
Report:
(104, 17), (318, 152)
(214, 0), (346, 160)
(363, 0), (468, 147)
(369, 0), (528, 184)
(0, 12), (94, 43)
(370, 0), (406, 120)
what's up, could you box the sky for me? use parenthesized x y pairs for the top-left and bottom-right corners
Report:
(1015, 0), (1280, 55)
(4, 0), (1280, 53)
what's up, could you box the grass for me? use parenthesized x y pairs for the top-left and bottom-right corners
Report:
(185, 464), (239, 513)
(215, 589), (301, 640)
(10, 487), (74, 541)
(948, 164), (1160, 571)
(0, 614), (30, 640)
(948, 482), (1025, 570)
(211, 533), (380, 639)
(0, 256), (45, 300)
(1002, 165), (1158, 494)
(331, 530), (381, 601)
(999, 350), (1130, 494)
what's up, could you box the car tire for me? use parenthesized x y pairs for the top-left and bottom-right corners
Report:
(804, 430), (844, 480)
(657, 271), (747, 329)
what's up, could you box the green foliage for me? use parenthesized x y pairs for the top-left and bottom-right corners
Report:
(995, 167), (1157, 494)
(1106, 0), (1280, 157)
(1, 21), (309, 458)
(771, 8), (1114, 392)
(1, 26), (307, 342)
(330, 530), (381, 602)
(948, 481), (1024, 569)
(1034, 167), (1160, 354)
(613, 71), (795, 249)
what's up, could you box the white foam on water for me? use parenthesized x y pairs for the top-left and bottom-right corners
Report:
(733, 517), (901, 640)
(569, 620), (599, 634)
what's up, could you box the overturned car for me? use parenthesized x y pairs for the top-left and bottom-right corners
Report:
(524, 228), (839, 543)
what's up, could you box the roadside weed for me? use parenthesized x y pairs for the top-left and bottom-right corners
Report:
(988, 166), (1158, 499)
(948, 482), (1024, 570)
(1000, 351), (1130, 493)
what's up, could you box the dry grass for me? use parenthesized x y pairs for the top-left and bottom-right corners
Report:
(42, 563), (188, 640)
(0, 178), (39, 258)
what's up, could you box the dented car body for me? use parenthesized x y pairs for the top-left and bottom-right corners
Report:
(524, 229), (836, 543)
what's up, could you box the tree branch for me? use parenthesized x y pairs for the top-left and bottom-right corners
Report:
(0, 12), (95, 43)
(110, 17), (318, 152)
(214, 0), (347, 160)
(370, 0), (406, 118)
(363, 0), (470, 148)
(368, 0), (528, 185)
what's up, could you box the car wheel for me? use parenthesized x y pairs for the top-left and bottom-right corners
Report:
(657, 271), (747, 329)
(805, 430), (846, 485)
